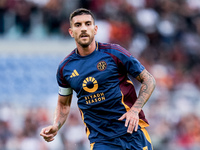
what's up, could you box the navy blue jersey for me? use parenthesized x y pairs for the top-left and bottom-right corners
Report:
(57, 42), (149, 143)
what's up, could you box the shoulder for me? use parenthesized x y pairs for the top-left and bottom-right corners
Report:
(58, 49), (76, 71)
(98, 42), (131, 57)
(59, 49), (76, 66)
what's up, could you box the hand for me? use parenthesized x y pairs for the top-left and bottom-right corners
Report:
(40, 125), (58, 142)
(118, 109), (140, 134)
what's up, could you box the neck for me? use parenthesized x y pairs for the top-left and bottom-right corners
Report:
(76, 40), (96, 56)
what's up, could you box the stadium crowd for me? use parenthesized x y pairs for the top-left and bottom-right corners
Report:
(0, 0), (200, 150)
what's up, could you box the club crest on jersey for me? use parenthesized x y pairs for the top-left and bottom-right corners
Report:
(82, 77), (98, 93)
(97, 61), (107, 71)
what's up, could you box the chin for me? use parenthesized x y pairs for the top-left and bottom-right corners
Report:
(82, 44), (89, 48)
(78, 37), (94, 48)
(79, 41), (91, 48)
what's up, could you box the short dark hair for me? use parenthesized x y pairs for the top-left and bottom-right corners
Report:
(69, 8), (95, 25)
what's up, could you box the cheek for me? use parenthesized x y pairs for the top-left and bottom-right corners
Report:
(70, 29), (79, 38)
(90, 28), (96, 35)
(73, 31), (79, 38)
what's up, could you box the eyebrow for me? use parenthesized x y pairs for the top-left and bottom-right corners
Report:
(85, 21), (92, 24)
(74, 20), (92, 25)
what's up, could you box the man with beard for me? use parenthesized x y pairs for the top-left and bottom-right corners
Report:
(40, 8), (156, 150)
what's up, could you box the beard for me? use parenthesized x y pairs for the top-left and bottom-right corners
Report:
(76, 34), (95, 48)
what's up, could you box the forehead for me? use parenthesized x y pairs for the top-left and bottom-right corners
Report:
(71, 14), (94, 24)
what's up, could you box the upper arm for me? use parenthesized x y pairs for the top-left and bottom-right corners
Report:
(136, 69), (156, 85)
(58, 94), (72, 106)
(57, 61), (71, 90)
(107, 44), (144, 77)
(57, 62), (73, 97)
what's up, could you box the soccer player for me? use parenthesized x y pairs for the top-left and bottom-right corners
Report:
(40, 8), (156, 150)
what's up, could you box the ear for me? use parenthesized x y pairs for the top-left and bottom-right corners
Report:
(94, 25), (98, 35)
(68, 28), (74, 38)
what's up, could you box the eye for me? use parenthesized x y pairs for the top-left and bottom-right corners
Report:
(75, 23), (81, 27)
(86, 22), (91, 26)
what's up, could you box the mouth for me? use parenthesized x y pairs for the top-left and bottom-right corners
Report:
(80, 34), (89, 39)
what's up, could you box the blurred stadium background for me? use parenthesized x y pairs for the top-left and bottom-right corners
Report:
(0, 0), (200, 150)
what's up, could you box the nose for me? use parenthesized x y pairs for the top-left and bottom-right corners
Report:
(81, 24), (87, 31)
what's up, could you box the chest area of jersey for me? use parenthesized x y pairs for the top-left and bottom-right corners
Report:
(64, 54), (118, 93)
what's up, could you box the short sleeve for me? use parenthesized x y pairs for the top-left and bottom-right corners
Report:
(126, 55), (145, 78)
(56, 65), (72, 96)
(110, 44), (145, 78)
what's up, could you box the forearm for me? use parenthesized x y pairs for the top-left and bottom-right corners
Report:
(53, 103), (70, 130)
(131, 69), (156, 112)
(53, 95), (72, 130)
